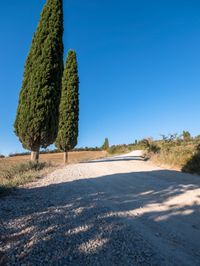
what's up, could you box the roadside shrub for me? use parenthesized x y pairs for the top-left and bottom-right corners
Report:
(182, 145), (200, 174)
(146, 133), (200, 173)
(0, 161), (54, 197)
(0, 161), (51, 180)
(143, 139), (160, 154)
(148, 143), (160, 154)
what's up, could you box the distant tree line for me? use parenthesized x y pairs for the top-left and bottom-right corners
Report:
(8, 146), (102, 158)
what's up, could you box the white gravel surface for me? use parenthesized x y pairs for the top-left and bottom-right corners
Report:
(0, 150), (200, 265)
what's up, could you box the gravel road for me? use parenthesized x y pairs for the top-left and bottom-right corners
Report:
(0, 151), (200, 266)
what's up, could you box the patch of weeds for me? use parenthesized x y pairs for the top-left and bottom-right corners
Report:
(0, 161), (53, 197)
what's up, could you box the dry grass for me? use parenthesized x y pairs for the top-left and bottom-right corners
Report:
(146, 140), (199, 172)
(150, 146), (192, 168)
(0, 151), (107, 196)
(0, 151), (107, 171)
(0, 161), (54, 196)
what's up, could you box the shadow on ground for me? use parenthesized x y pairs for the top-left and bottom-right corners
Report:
(1, 165), (200, 265)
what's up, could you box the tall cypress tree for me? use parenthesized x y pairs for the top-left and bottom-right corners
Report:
(55, 50), (79, 163)
(14, 0), (64, 162)
(102, 138), (109, 151)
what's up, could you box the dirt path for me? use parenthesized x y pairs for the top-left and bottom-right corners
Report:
(0, 151), (200, 265)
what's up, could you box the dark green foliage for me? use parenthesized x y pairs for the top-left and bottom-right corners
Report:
(14, 0), (64, 152)
(147, 143), (160, 154)
(55, 50), (79, 151)
(9, 152), (31, 157)
(182, 131), (191, 141)
(182, 145), (200, 174)
(142, 139), (160, 154)
(74, 147), (101, 151)
(102, 138), (109, 151)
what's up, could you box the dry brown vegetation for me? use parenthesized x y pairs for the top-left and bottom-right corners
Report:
(145, 137), (200, 174)
(0, 151), (107, 171)
(0, 151), (107, 195)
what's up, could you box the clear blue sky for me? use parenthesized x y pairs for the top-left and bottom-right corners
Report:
(0, 0), (200, 155)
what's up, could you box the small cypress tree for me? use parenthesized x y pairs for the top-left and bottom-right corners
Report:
(102, 138), (109, 151)
(55, 50), (79, 163)
(14, 0), (64, 162)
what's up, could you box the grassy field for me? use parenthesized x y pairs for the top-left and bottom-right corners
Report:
(0, 151), (107, 196)
(0, 151), (107, 170)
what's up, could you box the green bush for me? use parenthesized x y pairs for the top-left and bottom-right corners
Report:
(142, 139), (160, 154)
(182, 145), (200, 174)
(148, 143), (160, 154)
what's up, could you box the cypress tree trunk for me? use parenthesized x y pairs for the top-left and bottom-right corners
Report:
(63, 151), (68, 164)
(31, 150), (39, 163)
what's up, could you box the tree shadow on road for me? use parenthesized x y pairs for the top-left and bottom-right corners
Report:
(1, 168), (200, 265)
